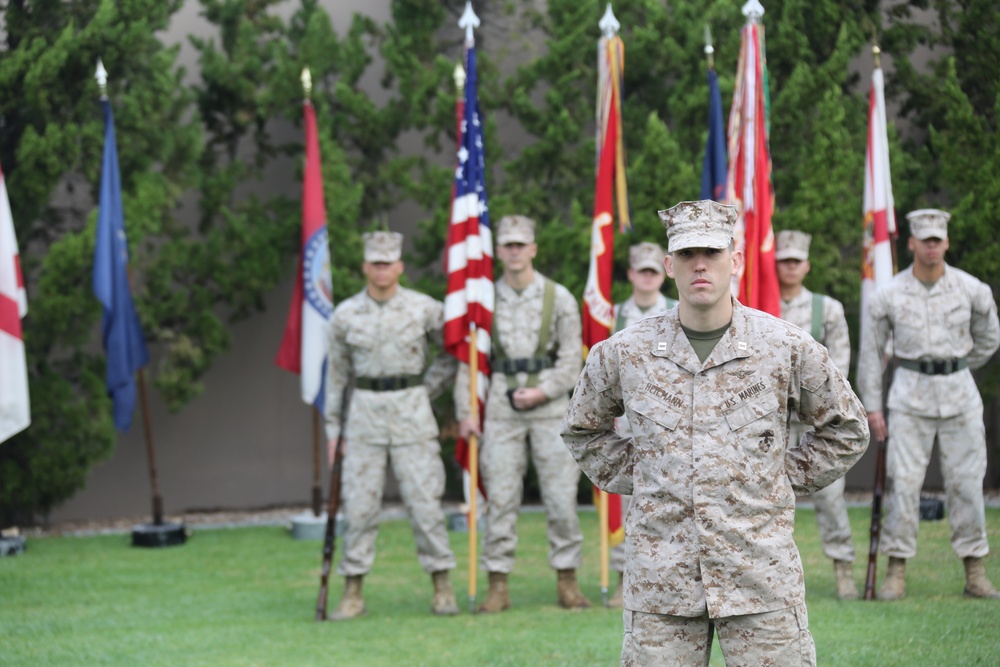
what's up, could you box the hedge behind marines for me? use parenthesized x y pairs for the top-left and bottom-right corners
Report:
(562, 200), (869, 666)
(858, 208), (1000, 601)
(324, 231), (460, 619)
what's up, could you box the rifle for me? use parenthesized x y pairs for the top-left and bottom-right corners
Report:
(864, 357), (896, 600)
(864, 431), (887, 600)
(316, 435), (345, 621)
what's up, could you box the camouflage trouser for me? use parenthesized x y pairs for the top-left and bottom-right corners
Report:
(881, 409), (989, 560)
(480, 416), (583, 573)
(621, 605), (816, 667)
(790, 421), (855, 562)
(611, 494), (632, 572)
(812, 476), (854, 561)
(337, 439), (456, 576)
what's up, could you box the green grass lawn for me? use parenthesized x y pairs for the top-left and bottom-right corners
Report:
(2, 507), (999, 666)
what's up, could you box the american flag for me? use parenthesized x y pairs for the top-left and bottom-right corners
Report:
(443, 45), (493, 497)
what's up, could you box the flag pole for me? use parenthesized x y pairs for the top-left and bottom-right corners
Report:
(458, 1), (482, 614)
(96, 59), (183, 545)
(454, 62), (466, 143)
(596, 2), (622, 608)
(96, 59), (163, 527)
(467, 326), (480, 614)
(300, 67), (324, 519)
(704, 24), (715, 70)
(135, 368), (162, 524)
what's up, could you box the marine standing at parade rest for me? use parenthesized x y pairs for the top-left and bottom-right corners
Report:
(455, 214), (589, 613)
(324, 231), (460, 620)
(858, 209), (1000, 601)
(607, 241), (677, 608)
(562, 200), (869, 666)
(776, 230), (860, 600)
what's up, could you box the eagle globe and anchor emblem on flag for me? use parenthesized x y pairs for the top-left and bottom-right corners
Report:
(303, 227), (333, 318)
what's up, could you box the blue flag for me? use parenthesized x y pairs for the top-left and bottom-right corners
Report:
(93, 99), (149, 431)
(700, 68), (727, 201)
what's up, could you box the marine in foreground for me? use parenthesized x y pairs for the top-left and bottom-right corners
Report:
(562, 200), (869, 666)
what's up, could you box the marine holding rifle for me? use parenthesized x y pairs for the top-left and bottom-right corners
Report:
(324, 231), (460, 620)
(858, 209), (1000, 601)
(455, 214), (590, 613)
(775, 230), (860, 600)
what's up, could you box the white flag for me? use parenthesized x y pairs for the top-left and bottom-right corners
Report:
(0, 163), (30, 444)
(860, 66), (896, 335)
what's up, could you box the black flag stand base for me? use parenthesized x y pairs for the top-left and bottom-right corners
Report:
(131, 494), (186, 548)
(131, 522), (186, 548)
(0, 531), (26, 557)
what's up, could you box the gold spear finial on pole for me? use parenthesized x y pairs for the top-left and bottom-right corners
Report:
(95, 58), (108, 100)
(301, 67), (313, 100)
(873, 44), (881, 70)
(704, 24), (715, 70)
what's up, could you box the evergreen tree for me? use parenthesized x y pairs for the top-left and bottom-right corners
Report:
(0, 0), (200, 524)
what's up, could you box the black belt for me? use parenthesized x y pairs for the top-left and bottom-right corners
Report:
(496, 357), (553, 375)
(897, 358), (968, 375)
(355, 375), (423, 391)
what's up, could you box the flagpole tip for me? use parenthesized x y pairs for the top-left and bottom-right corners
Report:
(703, 24), (715, 69)
(599, 4), (620, 38)
(95, 58), (108, 99)
(742, 0), (765, 22)
(458, 2), (480, 46)
(301, 68), (312, 100)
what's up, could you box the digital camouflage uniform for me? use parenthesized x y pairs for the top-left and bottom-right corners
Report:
(455, 271), (584, 574)
(610, 291), (676, 573)
(563, 302), (868, 663)
(325, 286), (457, 577)
(562, 198), (869, 666)
(858, 263), (1000, 561)
(781, 288), (855, 563)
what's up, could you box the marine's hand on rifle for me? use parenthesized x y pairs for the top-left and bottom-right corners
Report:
(868, 411), (887, 443)
(458, 418), (481, 441)
(327, 437), (345, 467)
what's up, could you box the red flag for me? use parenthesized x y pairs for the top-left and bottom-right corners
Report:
(444, 45), (493, 501)
(1, 161), (30, 444)
(582, 31), (629, 547)
(275, 99), (333, 409)
(726, 9), (780, 316)
(860, 62), (897, 338)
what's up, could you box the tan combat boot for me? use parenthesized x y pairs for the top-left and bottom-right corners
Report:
(557, 569), (592, 609)
(607, 572), (624, 608)
(876, 557), (906, 601)
(963, 557), (1000, 600)
(834, 560), (859, 600)
(329, 575), (366, 620)
(477, 572), (511, 614)
(431, 570), (460, 615)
